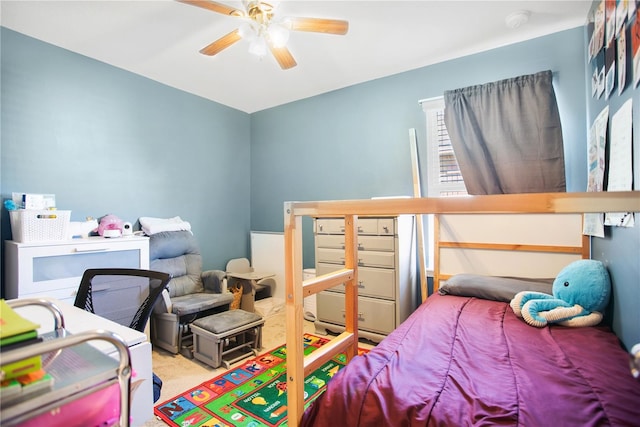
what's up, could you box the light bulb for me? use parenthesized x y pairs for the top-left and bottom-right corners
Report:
(238, 22), (256, 42)
(248, 37), (268, 57)
(267, 23), (289, 48)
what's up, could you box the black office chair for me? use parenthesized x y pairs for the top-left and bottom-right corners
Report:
(74, 268), (171, 333)
(74, 268), (171, 403)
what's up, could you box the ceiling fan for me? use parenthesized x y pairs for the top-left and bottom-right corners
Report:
(178, 0), (349, 69)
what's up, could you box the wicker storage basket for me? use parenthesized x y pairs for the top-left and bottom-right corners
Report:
(9, 210), (71, 242)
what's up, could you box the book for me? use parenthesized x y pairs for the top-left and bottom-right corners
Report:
(0, 330), (39, 348)
(1, 335), (43, 352)
(0, 299), (40, 340)
(0, 299), (42, 380)
(1, 354), (42, 381)
(1, 369), (54, 405)
(0, 378), (22, 401)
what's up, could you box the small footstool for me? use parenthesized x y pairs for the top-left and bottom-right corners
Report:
(190, 309), (264, 369)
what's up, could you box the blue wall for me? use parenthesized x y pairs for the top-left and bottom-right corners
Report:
(251, 27), (589, 267)
(1, 28), (252, 273)
(583, 3), (640, 350)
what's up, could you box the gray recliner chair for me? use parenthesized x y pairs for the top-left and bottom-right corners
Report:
(149, 230), (234, 356)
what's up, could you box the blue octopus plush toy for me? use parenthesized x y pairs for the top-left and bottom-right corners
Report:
(510, 259), (611, 327)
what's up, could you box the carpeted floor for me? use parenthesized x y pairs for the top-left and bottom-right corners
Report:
(144, 312), (356, 426)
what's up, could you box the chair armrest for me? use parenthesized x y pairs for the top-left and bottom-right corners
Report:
(202, 269), (226, 293)
(152, 289), (173, 314)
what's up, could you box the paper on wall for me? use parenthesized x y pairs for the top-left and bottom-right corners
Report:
(604, 99), (634, 227)
(584, 105), (609, 238)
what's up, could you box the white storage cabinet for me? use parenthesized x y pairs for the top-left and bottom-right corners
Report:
(313, 216), (417, 342)
(5, 236), (149, 306)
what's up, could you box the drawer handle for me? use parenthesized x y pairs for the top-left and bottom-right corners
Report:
(357, 281), (365, 288)
(342, 311), (365, 321)
(339, 259), (364, 266)
(382, 226), (390, 233)
(74, 247), (109, 253)
(339, 258), (364, 266)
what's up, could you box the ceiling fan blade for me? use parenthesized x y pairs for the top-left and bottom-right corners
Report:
(269, 44), (297, 70)
(286, 17), (349, 35)
(177, 0), (245, 17)
(199, 29), (242, 56)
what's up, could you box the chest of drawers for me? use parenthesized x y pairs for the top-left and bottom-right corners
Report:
(313, 216), (417, 342)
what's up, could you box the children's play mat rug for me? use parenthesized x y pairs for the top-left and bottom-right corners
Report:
(154, 333), (368, 426)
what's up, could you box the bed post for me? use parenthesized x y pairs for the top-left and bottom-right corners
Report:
(343, 214), (359, 361)
(433, 213), (441, 293)
(284, 202), (305, 426)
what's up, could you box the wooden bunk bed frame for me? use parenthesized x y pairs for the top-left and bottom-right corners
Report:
(283, 191), (640, 426)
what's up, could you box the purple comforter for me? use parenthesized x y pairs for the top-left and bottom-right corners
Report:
(301, 294), (640, 426)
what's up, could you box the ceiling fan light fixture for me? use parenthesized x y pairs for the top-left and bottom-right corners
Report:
(248, 37), (268, 57)
(238, 22), (256, 41)
(267, 23), (290, 48)
(180, 0), (349, 69)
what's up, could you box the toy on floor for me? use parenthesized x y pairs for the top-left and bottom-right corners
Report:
(510, 259), (610, 327)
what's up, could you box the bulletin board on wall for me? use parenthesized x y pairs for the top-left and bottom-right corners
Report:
(585, 0), (637, 237)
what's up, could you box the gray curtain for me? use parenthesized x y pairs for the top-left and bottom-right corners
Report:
(443, 70), (565, 195)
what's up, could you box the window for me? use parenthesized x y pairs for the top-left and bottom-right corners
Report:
(420, 97), (467, 271)
(422, 97), (467, 197)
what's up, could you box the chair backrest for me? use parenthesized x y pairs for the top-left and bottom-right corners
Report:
(226, 257), (253, 273)
(74, 268), (171, 332)
(149, 230), (204, 298)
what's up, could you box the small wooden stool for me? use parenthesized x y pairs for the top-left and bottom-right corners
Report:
(190, 309), (264, 369)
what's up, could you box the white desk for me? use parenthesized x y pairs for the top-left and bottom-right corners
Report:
(13, 298), (153, 426)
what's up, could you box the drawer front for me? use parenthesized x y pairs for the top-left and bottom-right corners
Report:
(358, 235), (394, 252)
(32, 249), (141, 281)
(316, 248), (395, 268)
(359, 250), (395, 268)
(315, 234), (345, 249)
(316, 234), (394, 252)
(317, 263), (395, 299)
(376, 218), (395, 236)
(23, 249), (141, 296)
(356, 218), (382, 235)
(18, 285), (80, 305)
(317, 292), (395, 334)
(316, 219), (346, 234)
(11, 237), (149, 298)
(316, 248), (345, 265)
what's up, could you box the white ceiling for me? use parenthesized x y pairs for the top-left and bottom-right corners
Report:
(1, 0), (591, 113)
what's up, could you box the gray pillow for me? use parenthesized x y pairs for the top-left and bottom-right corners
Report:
(438, 274), (554, 302)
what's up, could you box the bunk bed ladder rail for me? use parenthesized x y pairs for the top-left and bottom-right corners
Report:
(284, 207), (360, 426)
